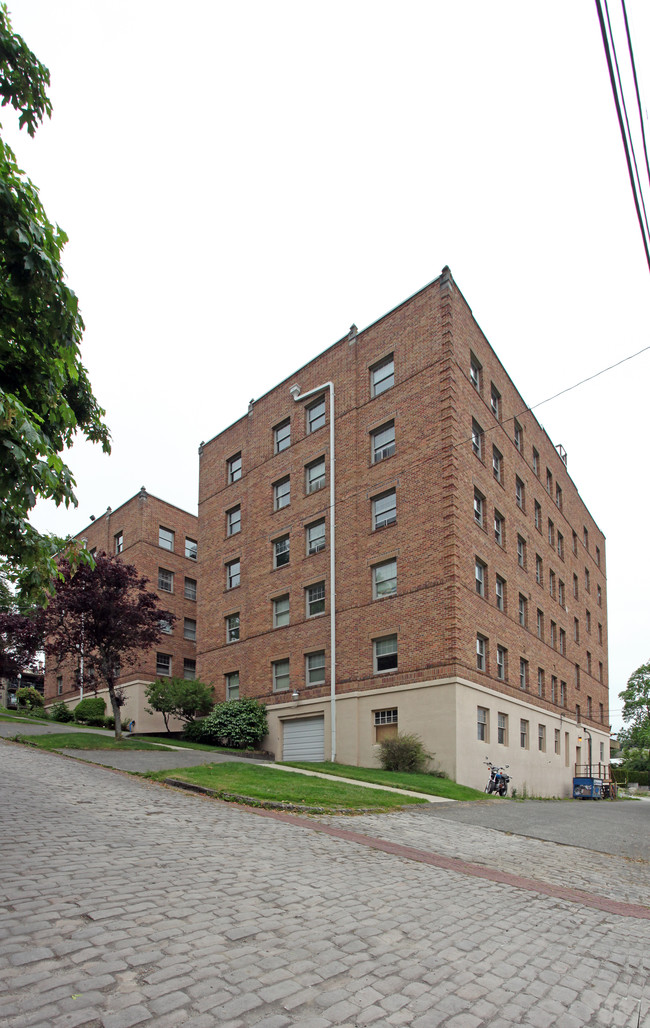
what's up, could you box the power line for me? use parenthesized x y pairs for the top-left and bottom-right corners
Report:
(620, 0), (650, 196)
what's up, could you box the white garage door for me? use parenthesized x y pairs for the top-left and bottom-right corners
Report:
(282, 717), (325, 762)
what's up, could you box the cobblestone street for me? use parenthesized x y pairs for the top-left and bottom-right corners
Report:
(1, 742), (649, 1027)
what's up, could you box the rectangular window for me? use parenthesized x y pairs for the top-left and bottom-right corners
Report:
(536, 608), (544, 639)
(273, 659), (290, 692)
(183, 658), (196, 681)
(495, 575), (505, 611)
(574, 617), (580, 643)
(585, 567), (590, 592)
(306, 651), (325, 687)
(156, 653), (171, 677)
(474, 489), (484, 527)
(159, 618), (172, 635)
(226, 560), (240, 589)
(517, 535), (525, 568)
(538, 667), (544, 697)
(557, 531), (564, 559)
(274, 419), (291, 453)
(373, 559), (397, 599)
(477, 706), (488, 741)
(560, 680), (567, 706)
(496, 645), (506, 681)
(583, 526), (589, 550)
(273, 594), (290, 628)
(575, 663), (581, 688)
(470, 353), (482, 392)
(306, 581), (325, 617)
(471, 419), (484, 458)
(573, 573), (579, 599)
(374, 634), (398, 672)
(57, 675), (63, 696)
(490, 385), (501, 419)
(549, 569), (555, 598)
(551, 675), (557, 703)
(492, 446), (502, 482)
(546, 469), (552, 495)
(476, 635), (487, 672)
(306, 457), (326, 494)
(597, 584), (602, 606)
(159, 527), (174, 551)
(515, 476), (524, 510)
(375, 708), (398, 725)
(307, 396), (326, 433)
(274, 477), (290, 510)
(576, 703), (581, 722)
(555, 484), (562, 510)
(372, 421), (396, 463)
(532, 448), (539, 476)
(306, 519), (326, 555)
(371, 355), (395, 397)
(226, 671), (239, 699)
(536, 554), (543, 585)
(572, 530), (578, 554)
(596, 545), (601, 567)
(273, 535), (290, 568)
(520, 658), (528, 691)
(498, 712), (508, 744)
(226, 613), (240, 643)
(599, 701), (604, 721)
(598, 622), (603, 644)
(476, 559), (486, 597)
(534, 500), (541, 531)
(586, 610), (591, 633)
(558, 580), (565, 606)
(538, 724), (546, 752)
(184, 617), (197, 641)
(227, 505), (241, 536)
(520, 719), (529, 748)
(548, 519), (554, 547)
(184, 577), (197, 601)
(514, 421), (522, 452)
(518, 593), (527, 627)
(555, 729), (561, 755)
(494, 511), (504, 546)
(185, 537), (197, 561)
(587, 693), (592, 717)
(228, 453), (242, 483)
(114, 531), (123, 554)
(550, 620), (556, 648)
(373, 489), (396, 529)
(158, 568), (173, 593)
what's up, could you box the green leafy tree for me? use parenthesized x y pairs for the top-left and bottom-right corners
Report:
(15, 684), (43, 709)
(619, 660), (650, 737)
(145, 677), (214, 733)
(0, 4), (110, 600)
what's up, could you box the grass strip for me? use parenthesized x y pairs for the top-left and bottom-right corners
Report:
(279, 761), (487, 801)
(11, 732), (171, 752)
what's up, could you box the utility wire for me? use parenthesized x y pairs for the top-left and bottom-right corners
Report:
(620, 0), (650, 195)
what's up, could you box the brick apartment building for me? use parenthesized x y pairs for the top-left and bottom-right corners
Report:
(44, 488), (199, 733)
(196, 267), (609, 796)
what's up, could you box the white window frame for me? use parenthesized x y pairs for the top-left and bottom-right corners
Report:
(477, 706), (488, 741)
(520, 658), (528, 691)
(475, 559), (485, 597)
(226, 671), (240, 699)
(494, 511), (504, 546)
(274, 477), (291, 510)
(183, 617), (197, 641)
(306, 651), (326, 687)
(159, 526), (174, 551)
(476, 635), (486, 672)
(306, 519), (326, 555)
(226, 559), (240, 590)
(226, 613), (240, 643)
(496, 646), (506, 681)
(520, 718), (529, 748)
(474, 490), (484, 527)
(274, 419), (291, 454)
(183, 658), (196, 681)
(158, 568), (173, 593)
(490, 385), (501, 419)
(370, 355), (395, 397)
(307, 396), (326, 433)
(517, 535), (525, 568)
(374, 634), (398, 673)
(273, 535), (290, 569)
(273, 594), (290, 628)
(498, 712), (507, 744)
(495, 576), (505, 611)
(306, 581), (325, 617)
(228, 453), (242, 483)
(306, 458), (326, 494)
(471, 419), (483, 458)
(372, 489), (396, 530)
(372, 421), (396, 463)
(156, 653), (172, 677)
(227, 505), (241, 536)
(185, 537), (197, 561)
(273, 659), (290, 692)
(184, 577), (197, 601)
(114, 531), (123, 554)
(373, 558), (397, 599)
(492, 446), (502, 482)
(470, 354), (482, 393)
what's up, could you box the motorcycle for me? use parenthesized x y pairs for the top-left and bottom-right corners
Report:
(484, 759), (511, 797)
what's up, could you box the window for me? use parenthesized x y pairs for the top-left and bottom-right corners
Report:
(534, 500), (541, 531)
(490, 385), (501, 419)
(273, 594), (290, 628)
(536, 554), (543, 585)
(477, 706), (488, 741)
(555, 729), (561, 755)
(546, 469), (552, 495)
(557, 531), (564, 560)
(156, 653), (172, 677)
(520, 658), (528, 690)
(226, 613), (240, 643)
(373, 559), (397, 599)
(548, 519), (554, 547)
(585, 567), (590, 593)
(551, 675), (557, 703)
(274, 477), (290, 510)
(184, 577), (197, 601)
(226, 671), (239, 699)
(471, 419), (484, 458)
(474, 489), (484, 527)
(498, 712), (508, 744)
(56, 675), (63, 696)
(574, 617), (580, 643)
(306, 581), (325, 617)
(476, 635), (487, 672)
(159, 526), (174, 551)
(227, 505), (241, 536)
(375, 708), (398, 725)
(371, 355), (395, 397)
(374, 634), (398, 672)
(536, 608), (544, 639)
(559, 628), (566, 654)
(158, 568), (173, 593)
(492, 446), (502, 482)
(549, 569), (555, 599)
(587, 652), (592, 675)
(573, 573), (579, 600)
(585, 609), (591, 633)
(598, 622), (603, 644)
(583, 526), (589, 550)
(306, 651), (325, 687)
(515, 476), (524, 510)
(475, 559), (486, 597)
(575, 663), (581, 689)
(538, 724), (546, 752)
(226, 559), (240, 589)
(555, 484), (562, 510)
(496, 646), (506, 681)
(184, 618), (197, 641)
(572, 531), (578, 555)
(558, 580), (565, 606)
(532, 448), (539, 476)
(576, 703), (581, 722)
(274, 419), (291, 453)
(306, 519), (326, 555)
(600, 741), (605, 762)
(374, 708), (398, 742)
(305, 458), (326, 495)
(596, 545), (601, 567)
(514, 421), (522, 452)
(274, 535), (290, 568)
(273, 659), (290, 692)
(228, 453), (242, 483)
(597, 584), (602, 606)
(373, 490), (396, 529)
(185, 538), (197, 561)
(470, 353), (482, 392)
(372, 421), (395, 463)
(538, 667), (544, 697)
(114, 531), (123, 554)
(599, 700), (604, 721)
(520, 718), (529, 748)
(183, 658), (196, 681)
(560, 680), (567, 706)
(517, 535), (525, 568)
(494, 511), (504, 546)
(550, 620), (556, 648)
(495, 575), (505, 611)
(518, 593), (527, 627)
(307, 396), (326, 433)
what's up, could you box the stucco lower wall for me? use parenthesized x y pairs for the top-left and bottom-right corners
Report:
(46, 680), (187, 736)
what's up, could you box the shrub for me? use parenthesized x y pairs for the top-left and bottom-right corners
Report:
(183, 718), (209, 743)
(50, 701), (74, 722)
(25, 706), (48, 719)
(104, 716), (131, 731)
(199, 699), (268, 749)
(378, 732), (430, 773)
(16, 686), (45, 710)
(73, 696), (106, 723)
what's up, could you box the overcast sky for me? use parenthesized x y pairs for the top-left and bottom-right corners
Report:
(6, 1), (650, 731)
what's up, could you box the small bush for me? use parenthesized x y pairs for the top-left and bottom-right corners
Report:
(379, 732), (430, 773)
(16, 686), (45, 710)
(183, 718), (209, 743)
(198, 699), (268, 749)
(25, 706), (48, 719)
(73, 696), (106, 723)
(104, 716), (131, 731)
(50, 701), (74, 723)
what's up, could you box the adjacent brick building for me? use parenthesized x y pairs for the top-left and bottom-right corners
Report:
(197, 267), (610, 796)
(43, 488), (199, 733)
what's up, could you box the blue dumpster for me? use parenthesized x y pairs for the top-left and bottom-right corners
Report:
(573, 777), (603, 800)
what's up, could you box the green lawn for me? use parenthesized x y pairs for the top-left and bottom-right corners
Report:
(279, 762), (487, 801)
(145, 762), (427, 809)
(12, 732), (172, 752)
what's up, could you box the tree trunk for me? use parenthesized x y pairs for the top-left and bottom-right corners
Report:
(108, 681), (122, 740)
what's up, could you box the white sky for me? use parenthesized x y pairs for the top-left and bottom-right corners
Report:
(6, 1), (650, 731)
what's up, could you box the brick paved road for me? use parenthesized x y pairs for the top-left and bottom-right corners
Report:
(2, 741), (649, 1028)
